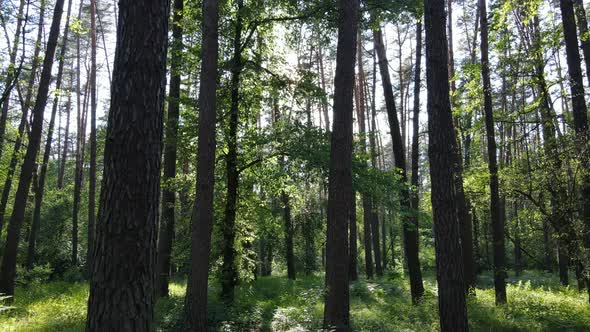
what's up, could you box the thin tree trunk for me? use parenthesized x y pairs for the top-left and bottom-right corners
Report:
(573, 0), (590, 82)
(480, 0), (507, 305)
(85, 0), (170, 329)
(349, 193), (358, 280)
(373, 25), (424, 303)
(156, 0), (183, 298)
(424, 0), (469, 329)
(183, 0), (219, 328)
(57, 70), (73, 189)
(323, 0), (357, 329)
(0, 0), (65, 297)
(28, 0), (74, 269)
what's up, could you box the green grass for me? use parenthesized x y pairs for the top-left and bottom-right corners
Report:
(1, 271), (589, 331)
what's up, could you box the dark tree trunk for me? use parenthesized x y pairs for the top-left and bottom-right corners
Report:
(0, 0), (65, 297)
(323, 0), (357, 329)
(220, 0), (244, 303)
(409, 18), (422, 286)
(374, 26), (424, 302)
(183, 0), (219, 329)
(85, 0), (170, 329)
(0, 0), (46, 235)
(562, 0), (590, 300)
(282, 190), (296, 280)
(86, 0), (98, 270)
(480, 0), (507, 305)
(157, 0), (184, 298)
(57, 72), (73, 189)
(356, 34), (381, 277)
(424, 0), (469, 329)
(349, 193), (358, 280)
(573, 0), (590, 82)
(28, 0), (74, 270)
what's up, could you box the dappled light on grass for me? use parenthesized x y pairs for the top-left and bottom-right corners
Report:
(1, 271), (590, 331)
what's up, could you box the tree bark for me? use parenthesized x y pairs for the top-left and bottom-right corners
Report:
(0, 0), (65, 297)
(220, 0), (244, 304)
(27, 0), (74, 269)
(183, 0), (220, 329)
(424, 0), (469, 329)
(323, 0), (357, 329)
(157, 0), (184, 298)
(85, 0), (170, 329)
(573, 0), (590, 82)
(480, 0), (507, 305)
(373, 25), (424, 302)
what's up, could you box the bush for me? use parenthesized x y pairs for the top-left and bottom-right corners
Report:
(15, 264), (53, 287)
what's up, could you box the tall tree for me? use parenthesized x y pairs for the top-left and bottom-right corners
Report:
(374, 25), (424, 303)
(183, 0), (220, 329)
(323, 0), (358, 329)
(424, 0), (469, 329)
(0, 0), (65, 296)
(86, 0), (98, 268)
(85, 0), (170, 329)
(157, 0), (184, 298)
(480, 0), (507, 305)
(27, 0), (74, 268)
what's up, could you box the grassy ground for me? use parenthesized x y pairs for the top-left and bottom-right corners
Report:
(1, 271), (589, 331)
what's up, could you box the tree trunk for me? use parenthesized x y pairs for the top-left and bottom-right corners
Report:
(573, 0), (590, 82)
(323, 0), (357, 329)
(480, 0), (507, 305)
(85, 0), (170, 329)
(183, 0), (219, 328)
(86, 0), (98, 270)
(0, 0), (46, 235)
(349, 193), (358, 280)
(424, 0), (469, 329)
(373, 25), (424, 302)
(27, 0), (74, 270)
(220, 0), (244, 304)
(57, 71), (73, 189)
(0, 0), (65, 297)
(157, 0), (184, 298)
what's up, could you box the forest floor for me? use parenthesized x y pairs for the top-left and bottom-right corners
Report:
(0, 270), (589, 331)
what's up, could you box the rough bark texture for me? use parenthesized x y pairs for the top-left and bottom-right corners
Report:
(85, 0), (170, 330)
(183, 0), (219, 329)
(0, 0), (65, 296)
(220, 0), (244, 303)
(323, 0), (357, 329)
(574, 0), (590, 82)
(374, 26), (424, 302)
(480, 0), (507, 305)
(157, 0), (184, 298)
(349, 193), (358, 280)
(27, 0), (73, 269)
(424, 0), (469, 329)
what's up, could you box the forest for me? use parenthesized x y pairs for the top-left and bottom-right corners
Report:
(0, 0), (589, 331)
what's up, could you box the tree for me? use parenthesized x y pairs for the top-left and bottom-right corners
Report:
(480, 0), (507, 305)
(85, 0), (170, 329)
(183, 0), (220, 329)
(323, 0), (358, 329)
(0, 0), (66, 297)
(424, 0), (469, 329)
(157, 0), (184, 298)
(374, 24), (424, 303)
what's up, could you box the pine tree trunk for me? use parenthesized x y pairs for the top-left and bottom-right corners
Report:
(480, 0), (507, 305)
(28, 0), (74, 270)
(157, 0), (184, 298)
(323, 0), (357, 329)
(349, 193), (358, 280)
(424, 0), (469, 329)
(374, 25), (424, 302)
(85, 0), (170, 329)
(57, 71), (73, 189)
(183, 0), (220, 329)
(220, 0), (244, 303)
(0, 0), (65, 297)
